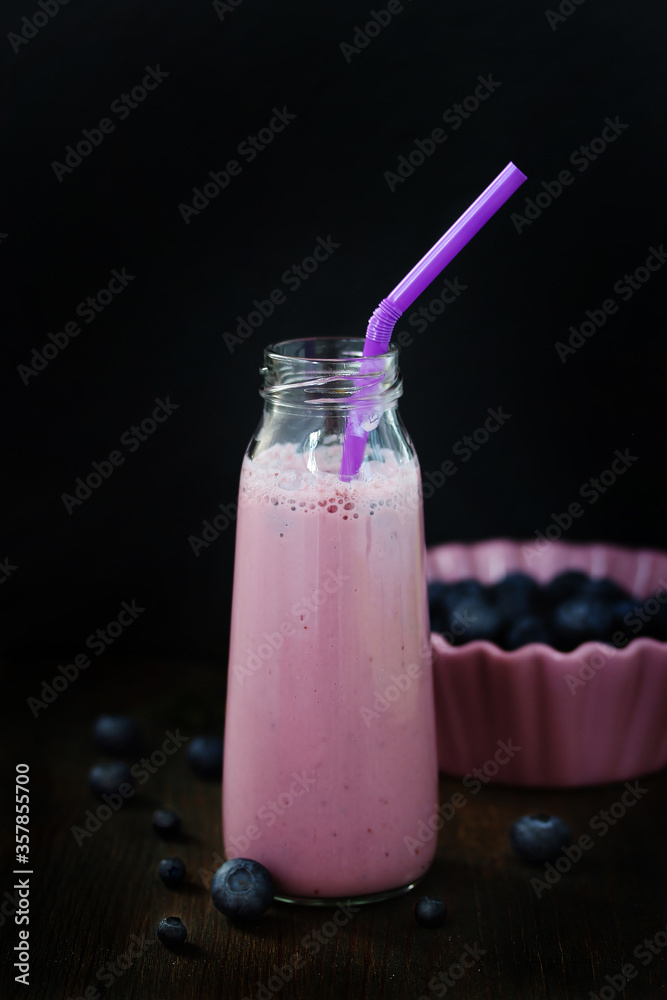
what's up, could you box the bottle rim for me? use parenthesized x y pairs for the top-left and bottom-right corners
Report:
(263, 336), (398, 364)
(260, 337), (402, 407)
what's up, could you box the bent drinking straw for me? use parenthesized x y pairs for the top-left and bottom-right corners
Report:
(339, 161), (527, 481)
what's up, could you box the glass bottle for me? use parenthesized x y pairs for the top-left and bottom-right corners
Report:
(222, 337), (438, 904)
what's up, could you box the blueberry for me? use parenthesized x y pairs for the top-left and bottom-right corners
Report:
(88, 761), (134, 798)
(492, 572), (539, 624)
(92, 714), (143, 755)
(544, 570), (589, 604)
(583, 577), (630, 603)
(415, 896), (447, 928)
(552, 596), (615, 649)
(427, 581), (449, 632)
(158, 857), (186, 886)
(445, 597), (502, 645)
(504, 615), (551, 651)
(152, 808), (182, 838)
(429, 609), (446, 633)
(428, 581), (448, 610)
(510, 814), (572, 864)
(186, 735), (223, 780)
(612, 598), (667, 642)
(211, 858), (274, 919)
(440, 579), (485, 614)
(647, 603), (667, 641)
(157, 916), (187, 946)
(611, 599), (634, 634)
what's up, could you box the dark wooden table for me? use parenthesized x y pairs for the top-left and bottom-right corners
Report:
(2, 656), (666, 1000)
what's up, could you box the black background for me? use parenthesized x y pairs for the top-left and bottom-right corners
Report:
(2, 0), (666, 671)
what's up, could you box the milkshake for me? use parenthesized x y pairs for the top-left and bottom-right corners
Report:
(222, 339), (438, 903)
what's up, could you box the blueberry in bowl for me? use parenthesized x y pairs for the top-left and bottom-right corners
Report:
(552, 595), (616, 650)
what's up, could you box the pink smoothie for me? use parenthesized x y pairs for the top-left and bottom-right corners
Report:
(222, 443), (438, 900)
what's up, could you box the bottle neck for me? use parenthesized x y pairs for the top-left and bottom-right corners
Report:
(260, 337), (402, 413)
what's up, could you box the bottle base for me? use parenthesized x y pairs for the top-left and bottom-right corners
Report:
(274, 875), (424, 907)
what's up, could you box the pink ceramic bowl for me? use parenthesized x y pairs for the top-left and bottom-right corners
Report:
(427, 539), (667, 787)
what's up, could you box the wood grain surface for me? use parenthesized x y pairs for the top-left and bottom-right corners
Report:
(2, 656), (666, 1000)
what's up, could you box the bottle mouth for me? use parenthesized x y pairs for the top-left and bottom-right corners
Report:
(261, 337), (402, 406)
(264, 337), (393, 362)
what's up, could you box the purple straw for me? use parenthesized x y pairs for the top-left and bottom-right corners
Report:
(339, 161), (527, 481)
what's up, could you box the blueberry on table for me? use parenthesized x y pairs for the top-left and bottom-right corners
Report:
(157, 916), (187, 946)
(415, 896), (447, 928)
(92, 714), (143, 755)
(88, 761), (134, 798)
(211, 858), (274, 919)
(152, 808), (182, 838)
(504, 615), (551, 651)
(552, 596), (615, 649)
(186, 735), (223, 779)
(510, 814), (572, 864)
(158, 857), (186, 886)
